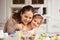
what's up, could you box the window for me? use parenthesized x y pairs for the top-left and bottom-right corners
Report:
(42, 7), (46, 15)
(32, 0), (44, 4)
(13, 0), (25, 4)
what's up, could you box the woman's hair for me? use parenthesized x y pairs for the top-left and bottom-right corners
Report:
(12, 5), (34, 23)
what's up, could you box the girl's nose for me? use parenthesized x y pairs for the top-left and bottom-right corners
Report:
(35, 23), (38, 27)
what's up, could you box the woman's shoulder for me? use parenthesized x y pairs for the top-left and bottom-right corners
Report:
(7, 17), (16, 23)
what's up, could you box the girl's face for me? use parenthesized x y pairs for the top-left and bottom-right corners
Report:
(31, 16), (42, 28)
(21, 11), (33, 25)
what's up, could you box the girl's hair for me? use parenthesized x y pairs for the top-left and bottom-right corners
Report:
(12, 5), (34, 23)
(33, 14), (43, 19)
(28, 14), (43, 24)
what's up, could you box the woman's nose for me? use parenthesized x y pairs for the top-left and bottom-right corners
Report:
(27, 18), (31, 20)
(26, 19), (30, 22)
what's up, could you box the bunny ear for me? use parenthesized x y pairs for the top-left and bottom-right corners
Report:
(38, 7), (42, 15)
(34, 13), (38, 15)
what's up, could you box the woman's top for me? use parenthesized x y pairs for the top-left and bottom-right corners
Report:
(28, 28), (38, 35)
(3, 17), (17, 34)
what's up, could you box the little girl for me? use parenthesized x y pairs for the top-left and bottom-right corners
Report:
(27, 14), (43, 36)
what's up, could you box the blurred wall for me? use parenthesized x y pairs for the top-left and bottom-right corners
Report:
(0, 0), (6, 30)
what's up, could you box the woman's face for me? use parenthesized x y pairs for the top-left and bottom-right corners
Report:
(31, 17), (42, 28)
(21, 11), (33, 25)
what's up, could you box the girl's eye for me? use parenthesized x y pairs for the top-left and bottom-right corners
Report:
(34, 20), (36, 22)
(37, 23), (40, 25)
(29, 17), (32, 19)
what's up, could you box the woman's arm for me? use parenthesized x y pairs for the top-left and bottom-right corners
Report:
(3, 20), (8, 33)
(3, 18), (17, 33)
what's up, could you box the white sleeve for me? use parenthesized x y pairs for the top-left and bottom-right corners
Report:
(28, 28), (38, 35)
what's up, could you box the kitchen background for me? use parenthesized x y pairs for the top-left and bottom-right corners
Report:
(0, 0), (60, 34)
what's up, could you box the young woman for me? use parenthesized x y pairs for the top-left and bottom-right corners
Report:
(3, 5), (34, 34)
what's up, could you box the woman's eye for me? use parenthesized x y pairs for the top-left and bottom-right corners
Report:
(25, 16), (28, 18)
